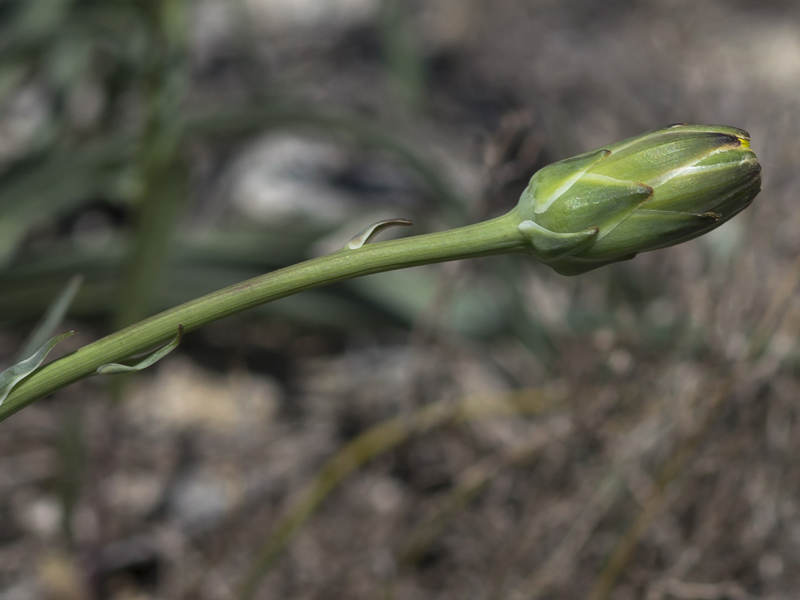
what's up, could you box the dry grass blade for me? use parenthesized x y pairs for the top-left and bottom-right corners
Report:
(519, 471), (625, 599)
(237, 389), (559, 600)
(748, 250), (800, 358)
(584, 241), (800, 600)
(587, 383), (734, 600)
(647, 577), (749, 600)
(398, 431), (553, 569)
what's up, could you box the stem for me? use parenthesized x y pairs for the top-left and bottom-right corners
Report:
(0, 211), (526, 421)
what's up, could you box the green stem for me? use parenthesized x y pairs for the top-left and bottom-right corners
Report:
(0, 211), (526, 421)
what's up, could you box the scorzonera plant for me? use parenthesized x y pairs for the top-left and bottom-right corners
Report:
(0, 125), (762, 420)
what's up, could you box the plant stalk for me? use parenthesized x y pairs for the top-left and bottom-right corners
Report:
(0, 211), (526, 421)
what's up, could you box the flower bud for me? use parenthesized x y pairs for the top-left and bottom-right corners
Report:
(514, 124), (762, 275)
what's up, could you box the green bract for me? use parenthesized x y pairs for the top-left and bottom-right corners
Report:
(513, 124), (762, 275)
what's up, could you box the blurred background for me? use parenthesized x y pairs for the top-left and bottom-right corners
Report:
(1, 0), (800, 598)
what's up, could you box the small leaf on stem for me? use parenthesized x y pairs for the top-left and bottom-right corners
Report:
(95, 325), (184, 375)
(0, 330), (76, 407)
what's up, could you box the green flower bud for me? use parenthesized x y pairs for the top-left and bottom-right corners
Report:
(514, 124), (762, 275)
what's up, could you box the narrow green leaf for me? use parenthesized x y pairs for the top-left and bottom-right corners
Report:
(113, 162), (188, 330)
(0, 140), (133, 266)
(183, 104), (468, 222)
(17, 274), (83, 361)
(380, 0), (427, 112)
(0, 330), (76, 407)
(95, 325), (183, 375)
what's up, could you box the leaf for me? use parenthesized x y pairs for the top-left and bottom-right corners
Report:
(113, 162), (188, 330)
(0, 139), (133, 267)
(380, 0), (428, 112)
(95, 325), (183, 375)
(17, 274), (83, 361)
(344, 218), (412, 249)
(0, 330), (76, 407)
(184, 104), (468, 222)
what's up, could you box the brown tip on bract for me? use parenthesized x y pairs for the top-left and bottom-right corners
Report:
(637, 184), (656, 205)
(713, 134), (743, 148)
